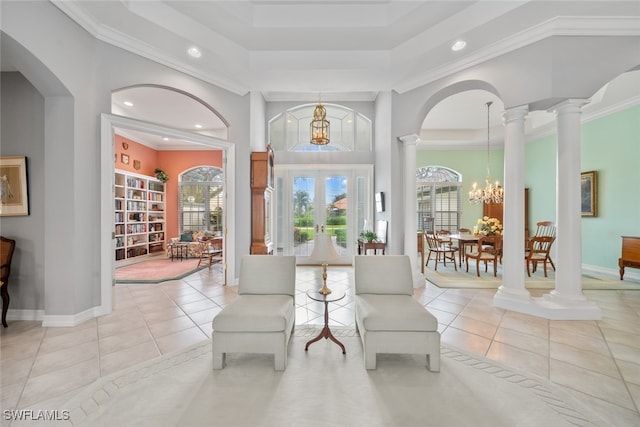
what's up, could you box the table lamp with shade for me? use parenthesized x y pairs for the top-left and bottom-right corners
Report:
(309, 233), (341, 295)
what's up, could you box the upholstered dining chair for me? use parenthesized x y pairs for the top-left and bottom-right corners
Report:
(465, 235), (503, 277)
(212, 255), (296, 371)
(525, 236), (555, 277)
(1, 236), (16, 328)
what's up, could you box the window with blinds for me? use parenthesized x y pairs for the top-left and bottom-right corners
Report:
(179, 167), (224, 232)
(416, 166), (461, 233)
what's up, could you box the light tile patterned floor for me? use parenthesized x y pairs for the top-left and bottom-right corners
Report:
(1, 265), (639, 426)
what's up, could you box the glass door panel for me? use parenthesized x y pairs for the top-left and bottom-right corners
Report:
(292, 176), (315, 257)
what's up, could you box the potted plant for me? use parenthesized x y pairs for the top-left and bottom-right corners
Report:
(360, 230), (378, 242)
(154, 168), (169, 183)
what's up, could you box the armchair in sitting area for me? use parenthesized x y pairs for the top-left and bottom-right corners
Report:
(212, 255), (296, 371)
(354, 255), (440, 372)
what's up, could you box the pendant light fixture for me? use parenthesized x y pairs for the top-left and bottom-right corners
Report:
(310, 96), (330, 145)
(468, 101), (504, 204)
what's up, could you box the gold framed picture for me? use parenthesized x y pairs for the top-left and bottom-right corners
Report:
(133, 160), (141, 170)
(581, 171), (597, 217)
(121, 153), (130, 165)
(0, 156), (29, 216)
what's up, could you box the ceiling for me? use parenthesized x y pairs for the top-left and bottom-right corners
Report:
(22, 1), (640, 148)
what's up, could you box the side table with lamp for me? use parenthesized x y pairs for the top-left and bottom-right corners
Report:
(305, 232), (346, 353)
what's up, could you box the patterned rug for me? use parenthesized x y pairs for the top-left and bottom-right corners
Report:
(424, 262), (640, 290)
(115, 258), (209, 283)
(62, 328), (612, 427)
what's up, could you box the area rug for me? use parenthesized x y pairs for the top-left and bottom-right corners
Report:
(61, 328), (610, 427)
(115, 258), (208, 283)
(425, 263), (640, 290)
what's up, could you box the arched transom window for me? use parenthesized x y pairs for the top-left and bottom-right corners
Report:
(269, 103), (372, 152)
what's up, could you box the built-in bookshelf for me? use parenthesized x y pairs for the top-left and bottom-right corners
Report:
(114, 170), (165, 261)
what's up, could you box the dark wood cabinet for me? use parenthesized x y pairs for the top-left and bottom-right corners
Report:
(250, 146), (274, 255)
(483, 188), (529, 239)
(619, 236), (640, 280)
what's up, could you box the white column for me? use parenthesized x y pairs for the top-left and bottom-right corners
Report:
(494, 105), (531, 309)
(398, 134), (425, 288)
(537, 99), (601, 318)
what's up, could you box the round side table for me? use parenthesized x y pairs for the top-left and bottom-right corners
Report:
(305, 287), (346, 354)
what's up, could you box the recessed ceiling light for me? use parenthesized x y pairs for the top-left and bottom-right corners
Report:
(162, 137), (169, 141)
(451, 40), (467, 52)
(194, 124), (203, 129)
(123, 101), (134, 107)
(187, 47), (202, 58)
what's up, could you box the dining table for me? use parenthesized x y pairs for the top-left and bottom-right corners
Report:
(448, 233), (480, 266)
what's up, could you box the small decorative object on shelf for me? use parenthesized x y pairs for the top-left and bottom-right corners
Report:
(154, 168), (169, 183)
(474, 216), (503, 236)
(360, 230), (378, 242)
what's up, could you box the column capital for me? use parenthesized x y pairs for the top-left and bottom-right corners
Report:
(548, 98), (590, 115)
(397, 134), (419, 146)
(502, 105), (529, 124)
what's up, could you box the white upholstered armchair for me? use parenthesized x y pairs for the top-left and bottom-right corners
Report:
(212, 255), (296, 371)
(354, 255), (440, 372)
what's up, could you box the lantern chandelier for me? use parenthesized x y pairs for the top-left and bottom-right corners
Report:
(310, 98), (330, 145)
(469, 101), (504, 205)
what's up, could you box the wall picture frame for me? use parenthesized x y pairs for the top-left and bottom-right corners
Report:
(581, 170), (597, 217)
(121, 153), (129, 165)
(0, 156), (29, 216)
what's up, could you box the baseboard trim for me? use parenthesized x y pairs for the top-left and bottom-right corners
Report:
(42, 306), (104, 327)
(582, 263), (640, 281)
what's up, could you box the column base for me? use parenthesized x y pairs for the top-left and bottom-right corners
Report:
(413, 269), (426, 288)
(494, 290), (601, 320)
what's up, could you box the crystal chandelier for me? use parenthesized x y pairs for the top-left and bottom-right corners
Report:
(469, 101), (504, 205)
(310, 100), (330, 145)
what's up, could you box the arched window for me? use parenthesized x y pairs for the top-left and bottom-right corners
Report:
(179, 167), (224, 232)
(269, 104), (371, 152)
(416, 166), (462, 232)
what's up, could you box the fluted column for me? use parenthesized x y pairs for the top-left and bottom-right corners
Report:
(494, 105), (530, 309)
(398, 134), (425, 288)
(539, 99), (601, 318)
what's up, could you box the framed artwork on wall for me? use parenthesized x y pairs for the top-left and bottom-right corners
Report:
(133, 160), (141, 170)
(0, 156), (29, 216)
(121, 153), (129, 165)
(581, 170), (597, 217)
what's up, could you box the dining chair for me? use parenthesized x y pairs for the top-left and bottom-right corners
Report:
(465, 235), (502, 277)
(424, 232), (458, 271)
(530, 221), (556, 271)
(525, 236), (555, 277)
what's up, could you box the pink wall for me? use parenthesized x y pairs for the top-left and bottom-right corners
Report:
(115, 134), (223, 242)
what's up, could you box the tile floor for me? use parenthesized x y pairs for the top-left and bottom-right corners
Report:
(1, 265), (639, 426)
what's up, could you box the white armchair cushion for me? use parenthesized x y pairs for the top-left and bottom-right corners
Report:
(212, 294), (294, 332)
(239, 255), (296, 296)
(356, 294), (437, 332)
(354, 255), (413, 295)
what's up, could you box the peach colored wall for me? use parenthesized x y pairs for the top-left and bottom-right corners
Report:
(157, 150), (223, 240)
(114, 134), (223, 243)
(114, 135), (158, 176)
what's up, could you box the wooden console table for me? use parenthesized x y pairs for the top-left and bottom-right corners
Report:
(357, 239), (385, 255)
(619, 236), (640, 280)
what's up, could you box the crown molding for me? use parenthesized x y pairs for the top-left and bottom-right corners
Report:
(395, 16), (640, 94)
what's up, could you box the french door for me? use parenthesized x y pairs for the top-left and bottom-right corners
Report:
(275, 165), (373, 264)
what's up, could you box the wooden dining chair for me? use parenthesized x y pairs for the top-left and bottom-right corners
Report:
(465, 235), (502, 277)
(457, 228), (476, 261)
(530, 221), (557, 271)
(525, 236), (555, 277)
(424, 232), (458, 271)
